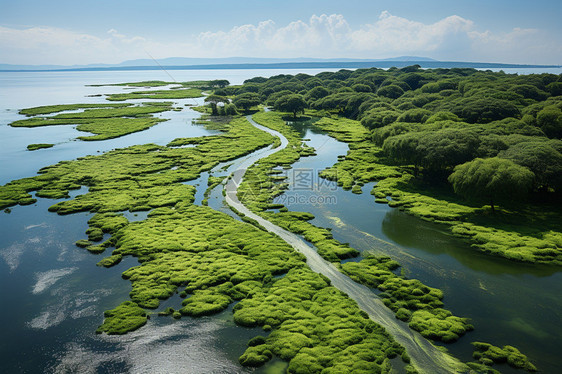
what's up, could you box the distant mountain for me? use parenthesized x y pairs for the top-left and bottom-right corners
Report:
(0, 56), (438, 71)
(0, 57), (558, 72)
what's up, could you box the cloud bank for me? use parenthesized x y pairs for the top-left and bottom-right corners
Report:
(1, 12), (560, 65)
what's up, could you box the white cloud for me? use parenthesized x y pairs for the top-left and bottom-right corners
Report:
(0, 12), (560, 65)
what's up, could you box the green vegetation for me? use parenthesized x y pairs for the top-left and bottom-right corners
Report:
(27, 143), (54, 151)
(2, 111), (412, 372)
(90, 79), (229, 89)
(10, 103), (172, 141)
(472, 342), (537, 372)
(210, 68), (561, 266)
(235, 267), (406, 372)
(96, 301), (147, 335)
(19, 103), (131, 116)
(105, 88), (202, 101)
(233, 111), (472, 345)
(341, 255), (473, 343)
(232, 93), (260, 112)
(273, 93), (307, 119)
(449, 157), (535, 212)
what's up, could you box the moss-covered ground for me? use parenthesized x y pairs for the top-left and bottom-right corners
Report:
(19, 103), (131, 116)
(313, 116), (562, 265)
(472, 342), (537, 372)
(1, 113), (411, 372)
(340, 255), (473, 343)
(90, 80), (212, 88)
(105, 88), (202, 101)
(236, 111), (473, 344)
(27, 143), (54, 151)
(10, 103), (173, 141)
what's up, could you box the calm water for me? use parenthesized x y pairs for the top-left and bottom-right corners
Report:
(1, 68), (561, 373)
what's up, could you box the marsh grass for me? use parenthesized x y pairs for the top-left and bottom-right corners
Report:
(472, 342), (537, 372)
(105, 88), (202, 101)
(27, 143), (54, 151)
(11, 103), (173, 141)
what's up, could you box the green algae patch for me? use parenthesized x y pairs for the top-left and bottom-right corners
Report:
(105, 88), (202, 101)
(19, 103), (132, 116)
(11, 103), (172, 141)
(180, 289), (232, 316)
(75, 239), (92, 248)
(97, 254), (123, 268)
(27, 143), (54, 151)
(341, 255), (473, 343)
(472, 342), (537, 372)
(96, 301), (147, 335)
(234, 268), (405, 371)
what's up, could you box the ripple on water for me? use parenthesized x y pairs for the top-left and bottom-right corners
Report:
(32, 267), (78, 294)
(27, 287), (113, 330)
(51, 319), (248, 374)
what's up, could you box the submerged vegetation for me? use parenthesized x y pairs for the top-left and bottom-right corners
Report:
(10, 103), (173, 141)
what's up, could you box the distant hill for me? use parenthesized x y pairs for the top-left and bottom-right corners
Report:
(0, 56), (558, 72)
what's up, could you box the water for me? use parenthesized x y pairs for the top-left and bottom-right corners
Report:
(1, 68), (561, 373)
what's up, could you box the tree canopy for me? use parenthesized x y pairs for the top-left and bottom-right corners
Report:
(500, 140), (562, 191)
(232, 93), (260, 112)
(274, 94), (307, 119)
(448, 157), (535, 212)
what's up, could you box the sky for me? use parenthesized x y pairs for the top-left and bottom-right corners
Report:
(1, 0), (561, 66)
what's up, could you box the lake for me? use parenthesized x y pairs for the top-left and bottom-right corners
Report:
(1, 67), (561, 373)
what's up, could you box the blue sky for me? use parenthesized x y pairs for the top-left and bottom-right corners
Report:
(1, 0), (561, 65)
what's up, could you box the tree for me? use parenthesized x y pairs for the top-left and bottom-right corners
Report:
(209, 79), (230, 88)
(377, 85), (405, 99)
(304, 86), (330, 104)
(448, 157), (534, 212)
(274, 94), (307, 119)
(351, 83), (372, 93)
(361, 109), (400, 129)
(204, 94), (228, 115)
(232, 93), (260, 112)
(536, 106), (562, 138)
(396, 108), (433, 123)
(383, 128), (480, 174)
(415, 128), (480, 171)
(500, 141), (562, 191)
(447, 97), (521, 123)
